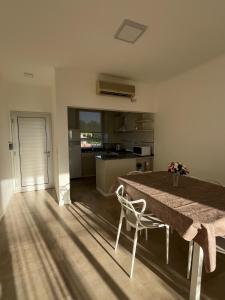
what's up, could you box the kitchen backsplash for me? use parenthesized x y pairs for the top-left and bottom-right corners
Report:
(103, 112), (154, 154)
(67, 108), (155, 154)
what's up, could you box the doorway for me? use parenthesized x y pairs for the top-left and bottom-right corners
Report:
(11, 112), (53, 192)
(68, 107), (154, 198)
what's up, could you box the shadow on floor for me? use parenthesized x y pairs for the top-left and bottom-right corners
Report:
(0, 216), (18, 300)
(70, 177), (225, 300)
(43, 200), (131, 300)
(22, 198), (92, 300)
(69, 200), (189, 299)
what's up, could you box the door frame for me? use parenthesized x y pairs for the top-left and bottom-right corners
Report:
(11, 111), (53, 192)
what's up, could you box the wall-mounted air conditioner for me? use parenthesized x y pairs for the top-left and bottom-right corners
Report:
(96, 80), (135, 99)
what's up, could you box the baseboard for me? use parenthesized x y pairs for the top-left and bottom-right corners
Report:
(16, 184), (54, 193)
(96, 187), (114, 197)
(59, 198), (72, 206)
(0, 192), (14, 223)
(64, 199), (72, 205)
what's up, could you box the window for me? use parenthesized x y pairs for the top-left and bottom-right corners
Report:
(79, 111), (102, 148)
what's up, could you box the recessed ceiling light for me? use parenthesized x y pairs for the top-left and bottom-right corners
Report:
(24, 72), (34, 78)
(114, 19), (147, 44)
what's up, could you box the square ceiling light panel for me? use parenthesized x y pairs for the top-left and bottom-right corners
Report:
(114, 19), (148, 43)
(24, 72), (34, 78)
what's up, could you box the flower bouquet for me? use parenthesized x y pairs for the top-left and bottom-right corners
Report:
(168, 162), (189, 186)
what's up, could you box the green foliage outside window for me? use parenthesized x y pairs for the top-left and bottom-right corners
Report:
(79, 111), (102, 148)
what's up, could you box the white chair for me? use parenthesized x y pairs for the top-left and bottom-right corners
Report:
(115, 184), (170, 278)
(126, 170), (152, 235)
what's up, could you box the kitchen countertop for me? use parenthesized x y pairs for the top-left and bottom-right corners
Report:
(96, 153), (154, 160)
(81, 148), (105, 153)
(82, 147), (153, 155)
(81, 148), (154, 160)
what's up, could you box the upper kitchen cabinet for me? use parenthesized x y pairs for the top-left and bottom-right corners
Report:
(102, 111), (114, 134)
(113, 112), (135, 132)
(113, 112), (154, 133)
(135, 113), (154, 131)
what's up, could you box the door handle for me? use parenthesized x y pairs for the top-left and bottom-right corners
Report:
(44, 151), (51, 155)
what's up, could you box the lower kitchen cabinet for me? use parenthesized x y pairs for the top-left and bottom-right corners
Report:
(136, 156), (153, 171)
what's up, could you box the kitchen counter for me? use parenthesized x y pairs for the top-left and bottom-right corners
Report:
(96, 156), (136, 196)
(96, 153), (137, 160)
(81, 148), (104, 153)
(81, 147), (154, 158)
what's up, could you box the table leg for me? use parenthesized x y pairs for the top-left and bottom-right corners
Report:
(189, 242), (203, 300)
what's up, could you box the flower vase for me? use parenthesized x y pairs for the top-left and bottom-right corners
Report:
(173, 173), (179, 187)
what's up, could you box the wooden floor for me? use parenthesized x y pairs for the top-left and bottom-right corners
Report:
(1, 177), (225, 300)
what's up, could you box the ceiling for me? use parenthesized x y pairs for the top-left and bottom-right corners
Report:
(1, 0), (225, 86)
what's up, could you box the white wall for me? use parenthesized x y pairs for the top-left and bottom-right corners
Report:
(154, 54), (225, 184)
(54, 68), (157, 204)
(0, 79), (52, 217)
(2, 53), (224, 211)
(7, 82), (51, 113)
(0, 81), (14, 218)
(51, 78), (59, 199)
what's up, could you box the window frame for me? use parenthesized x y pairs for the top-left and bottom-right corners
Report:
(79, 110), (103, 149)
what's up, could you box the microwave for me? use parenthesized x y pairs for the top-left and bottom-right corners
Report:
(133, 146), (151, 156)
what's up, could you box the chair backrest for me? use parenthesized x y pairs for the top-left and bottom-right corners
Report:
(116, 185), (146, 226)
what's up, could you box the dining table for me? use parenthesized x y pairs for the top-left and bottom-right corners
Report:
(117, 171), (225, 300)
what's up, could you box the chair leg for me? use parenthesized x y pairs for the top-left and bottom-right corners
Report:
(130, 227), (139, 279)
(166, 226), (170, 264)
(115, 211), (123, 251)
(187, 240), (194, 279)
(145, 228), (148, 241)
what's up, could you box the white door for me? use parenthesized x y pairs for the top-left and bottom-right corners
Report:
(12, 112), (53, 192)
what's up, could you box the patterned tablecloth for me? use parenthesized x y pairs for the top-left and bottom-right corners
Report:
(117, 171), (225, 273)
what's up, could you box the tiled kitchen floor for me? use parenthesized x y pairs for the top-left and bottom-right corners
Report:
(0, 177), (225, 299)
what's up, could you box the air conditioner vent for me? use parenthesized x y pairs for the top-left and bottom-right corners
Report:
(96, 80), (135, 99)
